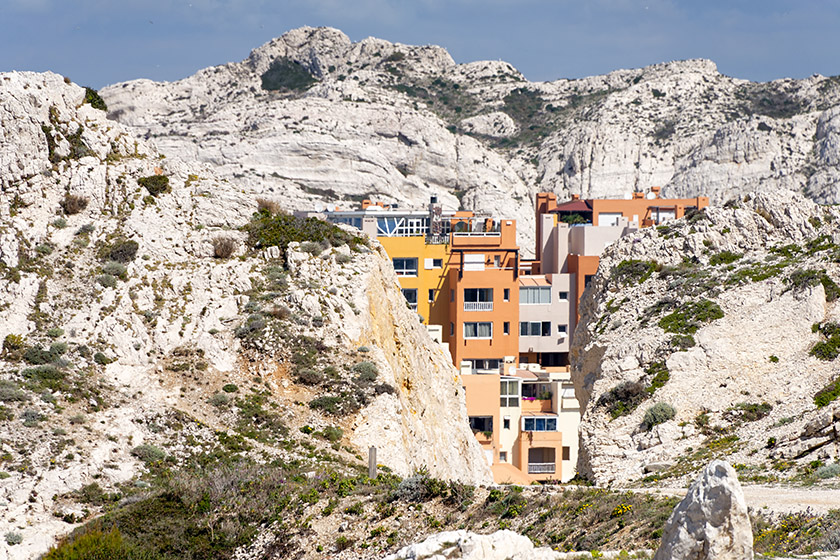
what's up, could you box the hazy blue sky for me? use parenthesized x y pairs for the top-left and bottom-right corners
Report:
(2, 0), (838, 89)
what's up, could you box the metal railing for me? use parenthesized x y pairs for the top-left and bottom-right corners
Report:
(425, 234), (449, 245)
(453, 231), (501, 237)
(528, 463), (556, 474)
(463, 302), (493, 312)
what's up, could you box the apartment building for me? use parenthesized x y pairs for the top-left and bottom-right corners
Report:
(312, 187), (707, 483)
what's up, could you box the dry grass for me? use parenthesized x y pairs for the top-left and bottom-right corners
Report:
(256, 198), (282, 214)
(212, 235), (238, 258)
(62, 194), (89, 215)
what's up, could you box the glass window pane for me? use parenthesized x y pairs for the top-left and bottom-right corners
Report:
(524, 418), (535, 431)
(546, 418), (557, 431)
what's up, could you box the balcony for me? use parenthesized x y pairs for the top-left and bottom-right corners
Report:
(426, 234), (449, 245)
(463, 301), (493, 312)
(528, 463), (556, 474)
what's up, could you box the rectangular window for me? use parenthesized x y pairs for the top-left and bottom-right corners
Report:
(401, 289), (418, 310)
(428, 289), (435, 302)
(557, 324), (567, 335)
(500, 380), (519, 407)
(469, 359), (500, 372)
(464, 288), (493, 311)
(464, 322), (493, 339)
(450, 322), (454, 336)
(469, 416), (493, 433)
(503, 417), (511, 430)
(520, 321), (552, 337)
(499, 451), (508, 462)
(562, 446), (571, 461)
(520, 286), (551, 304)
(433, 258), (443, 268)
(494, 255), (501, 268)
(584, 274), (595, 289)
(393, 257), (418, 276)
(522, 417), (558, 432)
(558, 291), (568, 301)
(503, 288), (510, 302)
(450, 289), (455, 302)
(503, 322), (510, 335)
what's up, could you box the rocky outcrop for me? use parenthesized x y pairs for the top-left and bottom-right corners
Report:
(572, 190), (840, 484)
(100, 28), (840, 261)
(0, 71), (488, 559)
(654, 460), (753, 560)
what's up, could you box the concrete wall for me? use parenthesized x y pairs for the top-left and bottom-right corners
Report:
(518, 274), (573, 355)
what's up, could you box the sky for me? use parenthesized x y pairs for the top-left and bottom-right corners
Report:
(2, 0), (839, 89)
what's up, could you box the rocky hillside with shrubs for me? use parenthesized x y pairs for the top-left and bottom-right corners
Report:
(0, 71), (490, 559)
(572, 190), (840, 486)
(100, 27), (840, 255)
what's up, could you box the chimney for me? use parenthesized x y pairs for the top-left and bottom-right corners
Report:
(651, 186), (661, 198)
(571, 194), (580, 201)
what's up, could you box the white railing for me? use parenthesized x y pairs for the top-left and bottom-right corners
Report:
(463, 302), (493, 312)
(453, 232), (501, 237)
(528, 463), (556, 474)
(426, 234), (449, 245)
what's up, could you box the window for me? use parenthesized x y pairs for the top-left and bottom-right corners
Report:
(523, 417), (558, 431)
(557, 324), (567, 335)
(464, 322), (492, 339)
(450, 322), (454, 336)
(500, 380), (519, 407)
(503, 322), (510, 335)
(401, 289), (417, 310)
(467, 359), (500, 372)
(558, 291), (568, 301)
(562, 446), (571, 461)
(494, 255), (501, 268)
(584, 274), (595, 289)
(433, 258), (442, 268)
(503, 417), (511, 430)
(377, 217), (429, 237)
(450, 289), (455, 302)
(393, 257), (418, 276)
(520, 321), (551, 337)
(469, 416), (493, 433)
(499, 451), (508, 462)
(428, 289), (435, 302)
(503, 288), (510, 302)
(521, 286), (551, 304)
(464, 288), (493, 302)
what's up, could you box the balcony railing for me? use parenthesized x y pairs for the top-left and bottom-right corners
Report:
(425, 234), (449, 245)
(528, 463), (556, 474)
(463, 301), (493, 312)
(453, 231), (501, 237)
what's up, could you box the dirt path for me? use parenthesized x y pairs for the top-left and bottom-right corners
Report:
(642, 485), (840, 515)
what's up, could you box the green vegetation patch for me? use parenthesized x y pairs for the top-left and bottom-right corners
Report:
(137, 175), (170, 197)
(811, 322), (840, 363)
(612, 259), (659, 286)
(83, 87), (108, 111)
(709, 250), (742, 266)
(261, 57), (317, 92)
(658, 299), (723, 335)
(643, 402), (676, 429)
(243, 209), (364, 257)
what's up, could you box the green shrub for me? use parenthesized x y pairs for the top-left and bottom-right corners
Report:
(296, 369), (323, 385)
(24, 343), (67, 364)
(815, 378), (840, 408)
(600, 381), (647, 419)
(318, 426), (343, 442)
(209, 393), (230, 407)
(97, 274), (117, 288)
(47, 327), (64, 338)
(731, 402), (772, 422)
(709, 251), (742, 265)
(103, 261), (127, 279)
(309, 395), (342, 415)
(244, 210), (363, 255)
(130, 444), (166, 464)
(643, 402), (676, 429)
(22, 409), (45, 427)
(0, 380), (28, 402)
(52, 217), (68, 229)
(612, 260), (658, 286)
(93, 352), (113, 365)
(261, 58), (317, 92)
(3, 334), (25, 358)
(352, 361), (378, 381)
(769, 355), (779, 363)
(43, 528), (153, 559)
(811, 322), (840, 361)
(83, 87), (108, 111)
(4, 532), (22, 546)
(100, 239), (139, 263)
(138, 175), (170, 196)
(815, 463), (840, 479)
(234, 314), (266, 341)
(335, 253), (351, 264)
(659, 299), (724, 334)
(222, 383), (238, 393)
(645, 362), (670, 395)
(299, 241), (323, 255)
(22, 365), (66, 391)
(335, 535), (354, 552)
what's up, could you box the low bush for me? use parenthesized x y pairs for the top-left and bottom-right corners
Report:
(815, 463), (840, 479)
(83, 87), (108, 111)
(299, 241), (324, 255)
(100, 239), (139, 263)
(24, 343), (67, 365)
(256, 198), (281, 214)
(209, 393), (230, 408)
(319, 426), (343, 442)
(222, 383), (238, 393)
(22, 365), (66, 391)
(335, 253), (352, 264)
(709, 251), (742, 265)
(815, 378), (840, 408)
(261, 57), (317, 92)
(352, 361), (378, 381)
(5, 532), (22, 546)
(600, 381), (647, 419)
(659, 299), (724, 335)
(612, 260), (658, 286)
(212, 235), (238, 258)
(3, 334), (25, 359)
(138, 175), (170, 196)
(102, 261), (127, 279)
(643, 402), (676, 429)
(0, 380), (28, 402)
(97, 275), (117, 288)
(296, 369), (324, 385)
(61, 194), (89, 215)
(811, 322), (840, 362)
(93, 352), (113, 365)
(244, 210), (364, 256)
(130, 444), (166, 464)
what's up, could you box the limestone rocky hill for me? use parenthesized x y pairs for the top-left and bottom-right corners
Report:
(572, 190), (840, 485)
(102, 27), (840, 255)
(0, 71), (488, 559)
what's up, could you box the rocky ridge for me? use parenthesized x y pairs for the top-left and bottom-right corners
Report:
(0, 71), (488, 559)
(101, 27), (840, 257)
(572, 189), (840, 485)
